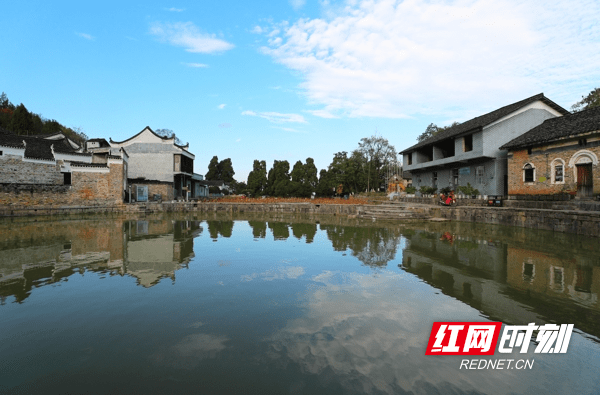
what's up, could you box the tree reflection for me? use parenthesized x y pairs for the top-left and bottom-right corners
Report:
(248, 221), (267, 238)
(320, 225), (402, 267)
(290, 223), (317, 243)
(268, 221), (290, 240)
(207, 220), (234, 239)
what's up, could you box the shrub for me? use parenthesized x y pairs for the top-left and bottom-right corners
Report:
(439, 186), (453, 195)
(419, 186), (438, 195)
(405, 186), (416, 194)
(457, 183), (479, 196)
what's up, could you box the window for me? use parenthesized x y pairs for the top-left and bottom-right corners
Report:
(452, 168), (459, 185)
(63, 172), (71, 185)
(0, 150), (3, 156)
(554, 164), (563, 182)
(407, 153), (412, 165)
(463, 135), (473, 152)
(527, 147), (532, 155)
(476, 166), (484, 184)
(433, 171), (438, 186)
(579, 138), (587, 146)
(523, 163), (534, 183)
(523, 261), (535, 282)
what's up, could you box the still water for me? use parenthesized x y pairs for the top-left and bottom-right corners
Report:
(1, 213), (599, 394)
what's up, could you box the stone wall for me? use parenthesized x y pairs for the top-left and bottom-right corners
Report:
(0, 154), (63, 185)
(0, 163), (125, 208)
(433, 206), (600, 237)
(507, 138), (600, 196)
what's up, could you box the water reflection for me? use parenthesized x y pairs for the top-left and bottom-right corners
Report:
(0, 219), (202, 302)
(399, 224), (600, 340)
(1, 215), (600, 393)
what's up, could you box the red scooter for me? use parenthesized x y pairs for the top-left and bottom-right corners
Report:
(439, 192), (456, 206)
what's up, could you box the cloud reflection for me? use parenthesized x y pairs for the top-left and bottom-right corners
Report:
(151, 333), (230, 370)
(241, 266), (305, 282)
(265, 270), (559, 394)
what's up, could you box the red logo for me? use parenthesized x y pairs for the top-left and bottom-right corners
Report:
(425, 322), (502, 355)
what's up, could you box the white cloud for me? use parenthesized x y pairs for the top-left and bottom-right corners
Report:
(242, 110), (307, 123)
(236, 138), (241, 142)
(307, 109), (339, 119)
(290, 0), (306, 11)
(182, 62), (209, 68)
(262, 0), (600, 118)
(150, 21), (234, 53)
(75, 32), (94, 40)
(218, 103), (226, 109)
(275, 127), (306, 133)
(166, 7), (185, 12)
(251, 25), (264, 34)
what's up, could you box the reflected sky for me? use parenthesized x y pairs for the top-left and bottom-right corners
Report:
(1, 215), (599, 394)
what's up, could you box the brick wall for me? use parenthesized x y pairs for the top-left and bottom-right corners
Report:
(507, 141), (600, 196)
(129, 182), (174, 202)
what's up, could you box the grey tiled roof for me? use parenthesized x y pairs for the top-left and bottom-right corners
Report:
(400, 93), (569, 154)
(0, 134), (89, 160)
(500, 106), (600, 150)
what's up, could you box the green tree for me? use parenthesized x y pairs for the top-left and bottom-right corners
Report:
(304, 158), (318, 194)
(0, 92), (15, 129)
(0, 92), (14, 110)
(42, 119), (62, 135)
(218, 158), (235, 183)
(416, 122), (461, 143)
(247, 160), (268, 197)
(316, 169), (334, 197)
(571, 88), (600, 112)
(266, 160), (291, 197)
(9, 103), (34, 135)
(289, 160), (306, 197)
(206, 156), (220, 180)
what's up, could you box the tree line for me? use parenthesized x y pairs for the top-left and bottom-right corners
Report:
(0, 92), (88, 144)
(206, 135), (399, 197)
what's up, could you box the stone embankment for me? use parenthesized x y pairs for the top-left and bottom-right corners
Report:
(1, 199), (600, 237)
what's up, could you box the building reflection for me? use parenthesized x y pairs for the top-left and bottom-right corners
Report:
(400, 227), (600, 339)
(0, 219), (202, 302)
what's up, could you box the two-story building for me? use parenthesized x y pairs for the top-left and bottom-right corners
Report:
(89, 127), (207, 202)
(401, 94), (569, 196)
(88, 126), (208, 202)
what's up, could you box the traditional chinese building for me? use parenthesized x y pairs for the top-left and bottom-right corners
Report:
(500, 106), (600, 199)
(401, 94), (568, 196)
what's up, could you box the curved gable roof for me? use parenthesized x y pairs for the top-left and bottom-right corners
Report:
(110, 126), (173, 145)
(110, 126), (191, 152)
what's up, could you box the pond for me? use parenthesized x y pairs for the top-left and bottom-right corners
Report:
(1, 213), (599, 394)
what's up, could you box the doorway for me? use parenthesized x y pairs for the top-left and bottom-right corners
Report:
(576, 163), (593, 198)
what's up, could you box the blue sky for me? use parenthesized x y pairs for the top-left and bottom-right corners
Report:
(2, 0), (599, 182)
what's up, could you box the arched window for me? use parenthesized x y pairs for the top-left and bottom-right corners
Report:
(523, 163), (535, 183)
(551, 159), (565, 184)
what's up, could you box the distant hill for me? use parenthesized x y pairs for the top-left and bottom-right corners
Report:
(0, 92), (88, 146)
